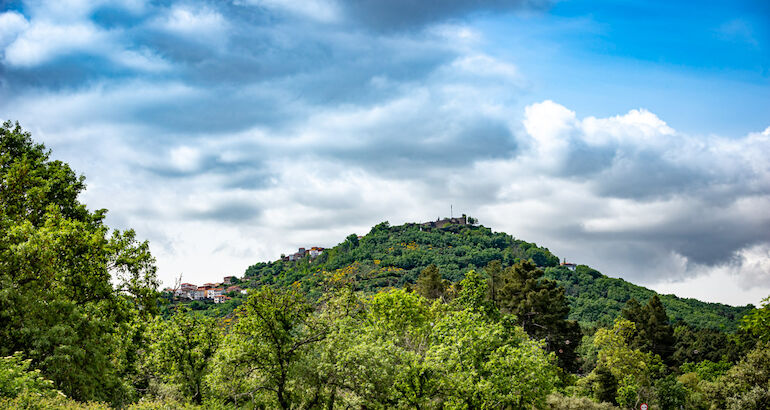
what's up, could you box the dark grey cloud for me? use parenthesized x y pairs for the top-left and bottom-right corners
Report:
(592, 150), (710, 200)
(183, 201), (261, 223)
(563, 205), (770, 272)
(343, 0), (551, 31)
(561, 140), (615, 177)
(320, 117), (517, 179)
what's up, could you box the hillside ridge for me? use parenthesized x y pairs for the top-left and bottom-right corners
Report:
(244, 219), (752, 330)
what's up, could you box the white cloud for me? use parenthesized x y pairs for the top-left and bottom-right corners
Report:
(3, 21), (110, 66)
(451, 54), (520, 83)
(0, 11), (29, 49)
(2, 1), (768, 306)
(581, 108), (675, 147)
(10, 89), (770, 306)
(157, 5), (228, 42)
(169, 146), (203, 172)
(522, 100), (576, 168)
(112, 48), (171, 72)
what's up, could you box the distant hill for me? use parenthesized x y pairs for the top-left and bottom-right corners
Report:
(244, 220), (752, 331)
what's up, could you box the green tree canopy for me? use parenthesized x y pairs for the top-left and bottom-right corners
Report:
(415, 263), (446, 301)
(0, 122), (159, 404)
(497, 260), (581, 372)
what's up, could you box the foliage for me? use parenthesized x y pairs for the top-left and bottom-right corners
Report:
(319, 288), (558, 408)
(497, 261), (581, 372)
(0, 391), (109, 410)
(546, 392), (618, 409)
(654, 374), (687, 410)
(621, 296), (675, 364)
(672, 323), (737, 366)
(145, 308), (222, 404)
(454, 269), (497, 320)
(207, 286), (325, 408)
(741, 296), (770, 342)
(0, 352), (59, 399)
(679, 359), (731, 382)
(428, 310), (557, 408)
(590, 319), (662, 407)
(415, 263), (447, 301)
(546, 265), (751, 331)
(0, 121), (159, 405)
(704, 341), (770, 409)
(243, 220), (750, 332)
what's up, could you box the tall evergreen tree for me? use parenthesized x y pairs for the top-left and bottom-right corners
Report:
(497, 260), (581, 371)
(644, 295), (675, 363)
(415, 264), (446, 300)
(621, 295), (675, 364)
(484, 260), (503, 309)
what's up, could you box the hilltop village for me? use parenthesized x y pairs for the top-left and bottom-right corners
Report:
(163, 275), (247, 303)
(162, 216), (584, 306)
(163, 246), (328, 303)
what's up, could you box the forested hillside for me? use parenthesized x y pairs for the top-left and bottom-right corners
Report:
(243, 221), (752, 331)
(3, 121), (770, 409)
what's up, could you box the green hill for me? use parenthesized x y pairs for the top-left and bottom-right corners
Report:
(244, 220), (752, 331)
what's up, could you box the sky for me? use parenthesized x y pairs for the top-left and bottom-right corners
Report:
(1, 0), (769, 306)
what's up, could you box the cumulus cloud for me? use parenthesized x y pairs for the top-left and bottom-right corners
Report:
(2, 0), (768, 306)
(488, 102), (770, 290)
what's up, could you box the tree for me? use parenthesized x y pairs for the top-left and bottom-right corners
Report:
(315, 288), (557, 408)
(208, 286), (326, 408)
(622, 296), (675, 364)
(427, 310), (558, 408)
(145, 308), (221, 404)
(0, 122), (159, 404)
(455, 269), (495, 318)
(654, 375), (687, 410)
(590, 319), (663, 408)
(484, 260), (503, 309)
(705, 342), (770, 409)
(0, 352), (59, 399)
(415, 264), (446, 301)
(741, 296), (770, 342)
(672, 323), (733, 366)
(498, 260), (581, 371)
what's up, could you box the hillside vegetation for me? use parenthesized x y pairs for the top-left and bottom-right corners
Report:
(244, 221), (751, 331)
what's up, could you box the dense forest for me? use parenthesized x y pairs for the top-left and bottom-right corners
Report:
(3, 120), (770, 409)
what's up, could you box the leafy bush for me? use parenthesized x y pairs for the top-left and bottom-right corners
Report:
(0, 352), (59, 399)
(546, 392), (618, 409)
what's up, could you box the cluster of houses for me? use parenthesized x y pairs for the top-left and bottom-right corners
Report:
(282, 246), (325, 262)
(164, 275), (247, 304)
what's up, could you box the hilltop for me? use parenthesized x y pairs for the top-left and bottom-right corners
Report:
(244, 219), (752, 331)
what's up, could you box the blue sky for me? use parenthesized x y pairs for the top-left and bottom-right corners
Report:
(479, 0), (770, 135)
(1, 0), (769, 305)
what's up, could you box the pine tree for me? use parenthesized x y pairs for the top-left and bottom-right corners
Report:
(415, 264), (446, 300)
(644, 295), (675, 363)
(497, 260), (581, 371)
(484, 260), (503, 309)
(621, 295), (675, 364)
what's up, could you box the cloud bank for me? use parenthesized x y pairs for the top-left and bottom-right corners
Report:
(1, 0), (768, 305)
